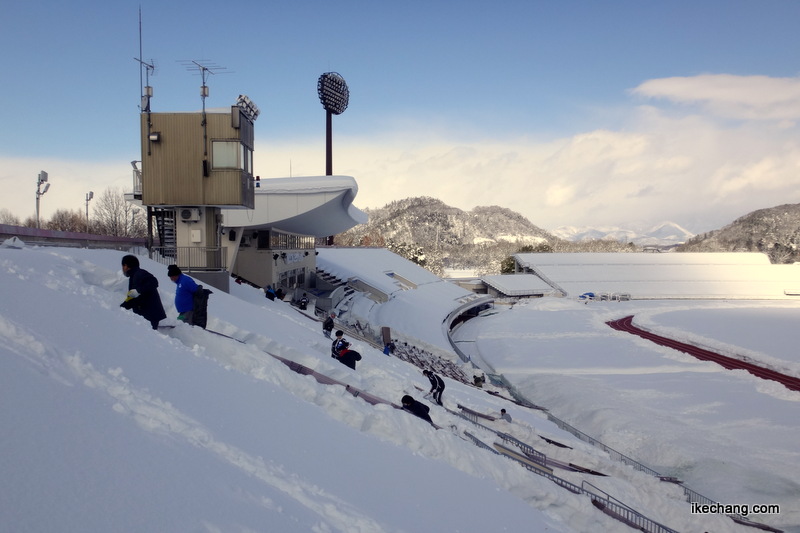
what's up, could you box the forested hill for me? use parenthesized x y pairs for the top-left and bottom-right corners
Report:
(677, 203), (800, 263)
(337, 197), (555, 249)
(334, 197), (635, 275)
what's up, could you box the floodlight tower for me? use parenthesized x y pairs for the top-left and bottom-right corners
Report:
(35, 170), (50, 229)
(317, 72), (350, 175)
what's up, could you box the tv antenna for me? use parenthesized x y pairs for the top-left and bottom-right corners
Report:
(178, 60), (229, 159)
(178, 60), (230, 113)
(134, 7), (157, 113)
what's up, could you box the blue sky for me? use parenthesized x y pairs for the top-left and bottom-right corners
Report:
(3, 1), (800, 234)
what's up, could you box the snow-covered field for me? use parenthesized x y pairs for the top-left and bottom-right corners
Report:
(1, 243), (796, 532)
(453, 298), (800, 532)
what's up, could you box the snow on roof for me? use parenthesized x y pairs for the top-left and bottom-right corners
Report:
(221, 175), (367, 237)
(318, 247), (444, 296)
(514, 252), (799, 299)
(515, 252), (772, 267)
(481, 274), (557, 296)
(317, 247), (484, 350)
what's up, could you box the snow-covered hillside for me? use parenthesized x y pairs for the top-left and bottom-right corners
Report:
(1, 243), (795, 532)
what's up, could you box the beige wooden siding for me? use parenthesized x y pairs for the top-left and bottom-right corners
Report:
(141, 111), (255, 208)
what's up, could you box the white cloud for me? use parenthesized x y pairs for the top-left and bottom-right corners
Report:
(631, 74), (800, 121)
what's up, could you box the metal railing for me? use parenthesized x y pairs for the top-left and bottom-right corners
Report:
(453, 410), (678, 533)
(150, 246), (227, 271)
(497, 432), (548, 468)
(582, 481), (678, 533)
(543, 412), (662, 477)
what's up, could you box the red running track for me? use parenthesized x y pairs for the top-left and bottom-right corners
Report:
(607, 315), (800, 393)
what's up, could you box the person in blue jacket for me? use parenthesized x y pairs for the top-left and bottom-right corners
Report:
(167, 264), (199, 325)
(120, 255), (166, 330)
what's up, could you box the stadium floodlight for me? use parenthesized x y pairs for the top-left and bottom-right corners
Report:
(317, 72), (349, 115)
(317, 72), (350, 175)
(235, 94), (260, 122)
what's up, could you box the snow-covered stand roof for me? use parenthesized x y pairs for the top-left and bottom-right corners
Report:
(220, 175), (367, 237)
(317, 248), (490, 351)
(481, 274), (559, 297)
(515, 252), (800, 299)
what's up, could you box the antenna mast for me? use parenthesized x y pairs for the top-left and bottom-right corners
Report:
(179, 60), (228, 160)
(134, 8), (156, 155)
(134, 8), (155, 113)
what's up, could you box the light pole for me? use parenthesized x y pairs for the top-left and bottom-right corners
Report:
(317, 72), (350, 176)
(85, 191), (94, 232)
(35, 171), (50, 229)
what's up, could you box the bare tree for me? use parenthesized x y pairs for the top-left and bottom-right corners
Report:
(0, 208), (21, 225)
(93, 187), (147, 237)
(46, 209), (85, 232)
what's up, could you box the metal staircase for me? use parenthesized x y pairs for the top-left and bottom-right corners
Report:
(153, 208), (176, 251)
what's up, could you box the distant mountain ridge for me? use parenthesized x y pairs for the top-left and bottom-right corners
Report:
(552, 221), (695, 247)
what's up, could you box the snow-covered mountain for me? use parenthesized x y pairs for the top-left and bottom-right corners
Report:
(678, 203), (800, 263)
(552, 221), (695, 247)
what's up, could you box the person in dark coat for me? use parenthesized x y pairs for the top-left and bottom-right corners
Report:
(167, 265), (198, 325)
(331, 330), (349, 358)
(298, 292), (309, 310)
(322, 312), (335, 338)
(423, 370), (445, 405)
(120, 254), (166, 330)
(336, 346), (362, 370)
(330, 330), (361, 369)
(401, 395), (433, 424)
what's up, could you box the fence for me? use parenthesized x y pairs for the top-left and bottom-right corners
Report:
(150, 246), (227, 271)
(0, 224), (146, 251)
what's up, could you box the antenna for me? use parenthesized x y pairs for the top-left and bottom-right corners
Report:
(178, 60), (230, 113)
(178, 60), (230, 159)
(134, 8), (158, 156)
(134, 57), (156, 112)
(134, 8), (156, 112)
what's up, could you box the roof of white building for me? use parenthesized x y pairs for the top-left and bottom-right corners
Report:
(481, 274), (558, 296)
(514, 252), (800, 299)
(220, 175), (368, 237)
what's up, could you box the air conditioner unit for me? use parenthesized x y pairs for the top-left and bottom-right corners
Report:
(179, 208), (201, 222)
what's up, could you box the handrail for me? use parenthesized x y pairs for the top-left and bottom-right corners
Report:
(496, 432), (547, 468)
(453, 407), (678, 533)
(150, 246), (227, 271)
(543, 412), (661, 476)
